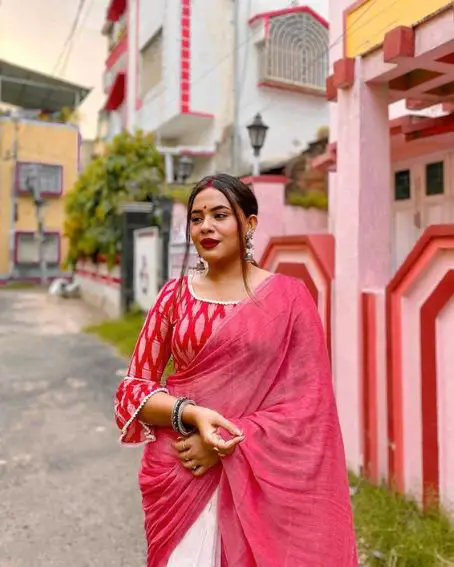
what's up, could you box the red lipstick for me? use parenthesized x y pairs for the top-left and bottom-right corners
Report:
(200, 238), (220, 250)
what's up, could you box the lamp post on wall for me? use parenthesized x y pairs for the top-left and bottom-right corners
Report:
(176, 154), (194, 184)
(247, 113), (269, 177)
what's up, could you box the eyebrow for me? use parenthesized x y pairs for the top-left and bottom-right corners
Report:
(191, 205), (231, 215)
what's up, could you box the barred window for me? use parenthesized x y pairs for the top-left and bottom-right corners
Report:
(259, 12), (328, 92)
(426, 161), (444, 196)
(17, 163), (62, 195)
(16, 233), (60, 265)
(140, 29), (163, 97)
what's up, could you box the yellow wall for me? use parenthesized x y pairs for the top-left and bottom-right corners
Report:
(0, 119), (79, 276)
(345, 0), (451, 58)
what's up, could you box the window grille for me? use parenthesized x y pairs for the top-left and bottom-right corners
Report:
(17, 163), (62, 195)
(258, 12), (328, 92)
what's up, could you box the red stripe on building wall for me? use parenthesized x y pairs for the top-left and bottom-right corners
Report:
(135, 0), (142, 111)
(420, 269), (454, 508)
(362, 292), (379, 483)
(180, 0), (191, 113)
(386, 225), (454, 493)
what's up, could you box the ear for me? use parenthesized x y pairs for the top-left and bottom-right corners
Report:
(246, 215), (258, 233)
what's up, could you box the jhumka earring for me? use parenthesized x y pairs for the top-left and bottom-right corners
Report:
(195, 255), (206, 272)
(244, 231), (255, 262)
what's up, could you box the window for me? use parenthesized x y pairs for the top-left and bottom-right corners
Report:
(140, 29), (163, 97)
(394, 170), (411, 201)
(16, 163), (62, 196)
(16, 233), (60, 265)
(426, 161), (444, 196)
(258, 12), (328, 91)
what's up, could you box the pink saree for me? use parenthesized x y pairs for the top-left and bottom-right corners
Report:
(139, 275), (357, 566)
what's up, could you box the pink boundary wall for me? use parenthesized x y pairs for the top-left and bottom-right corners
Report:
(261, 225), (454, 514)
(75, 259), (122, 319)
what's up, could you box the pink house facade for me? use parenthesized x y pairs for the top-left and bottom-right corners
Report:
(260, 0), (454, 512)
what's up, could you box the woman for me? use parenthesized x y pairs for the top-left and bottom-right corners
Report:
(115, 174), (357, 567)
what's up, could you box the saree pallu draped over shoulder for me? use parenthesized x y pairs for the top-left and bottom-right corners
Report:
(139, 275), (358, 567)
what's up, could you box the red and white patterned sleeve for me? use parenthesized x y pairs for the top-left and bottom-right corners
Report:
(114, 278), (178, 445)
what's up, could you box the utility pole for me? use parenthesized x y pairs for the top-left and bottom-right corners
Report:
(9, 114), (19, 278)
(231, 0), (241, 176)
(28, 166), (48, 286)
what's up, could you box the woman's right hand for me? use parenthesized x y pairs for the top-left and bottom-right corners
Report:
(182, 405), (245, 453)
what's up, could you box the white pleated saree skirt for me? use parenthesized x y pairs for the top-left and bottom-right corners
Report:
(167, 489), (220, 567)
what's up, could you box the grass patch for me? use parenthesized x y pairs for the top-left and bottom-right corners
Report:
(0, 281), (40, 290)
(351, 475), (454, 566)
(84, 309), (145, 358)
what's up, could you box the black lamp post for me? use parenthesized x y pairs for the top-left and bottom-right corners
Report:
(247, 113), (269, 176)
(177, 154), (194, 183)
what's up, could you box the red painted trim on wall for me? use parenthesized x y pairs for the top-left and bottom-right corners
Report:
(276, 262), (319, 304)
(75, 267), (121, 287)
(260, 234), (334, 359)
(420, 270), (454, 508)
(248, 6), (329, 30)
(14, 231), (61, 265)
(180, 0), (191, 113)
(106, 0), (126, 23)
(135, 0), (142, 111)
(106, 33), (128, 69)
(362, 292), (379, 482)
(15, 162), (64, 197)
(133, 0), (214, 122)
(105, 71), (126, 111)
(386, 225), (454, 492)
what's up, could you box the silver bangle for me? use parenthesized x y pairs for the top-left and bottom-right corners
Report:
(177, 399), (196, 437)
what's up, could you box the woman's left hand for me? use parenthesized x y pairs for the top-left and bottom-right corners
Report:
(173, 433), (235, 477)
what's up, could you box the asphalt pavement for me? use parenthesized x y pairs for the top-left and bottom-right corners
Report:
(0, 290), (146, 567)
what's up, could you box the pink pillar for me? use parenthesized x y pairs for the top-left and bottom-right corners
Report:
(333, 60), (392, 472)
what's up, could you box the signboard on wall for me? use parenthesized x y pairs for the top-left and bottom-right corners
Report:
(133, 227), (161, 312)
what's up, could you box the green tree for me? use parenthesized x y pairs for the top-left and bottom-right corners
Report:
(64, 130), (165, 269)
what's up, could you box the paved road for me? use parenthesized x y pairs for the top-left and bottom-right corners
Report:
(0, 290), (146, 567)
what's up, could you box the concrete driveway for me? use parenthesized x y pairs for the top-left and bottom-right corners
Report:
(0, 290), (146, 566)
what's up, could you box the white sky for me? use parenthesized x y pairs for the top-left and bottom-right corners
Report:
(0, 0), (109, 139)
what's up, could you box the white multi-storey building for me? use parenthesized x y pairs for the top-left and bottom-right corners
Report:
(101, 0), (330, 180)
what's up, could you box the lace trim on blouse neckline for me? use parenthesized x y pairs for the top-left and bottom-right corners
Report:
(187, 273), (240, 306)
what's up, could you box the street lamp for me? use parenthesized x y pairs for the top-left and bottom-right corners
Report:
(247, 113), (269, 176)
(177, 154), (194, 184)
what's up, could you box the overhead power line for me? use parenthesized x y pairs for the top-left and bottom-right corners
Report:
(52, 0), (87, 77)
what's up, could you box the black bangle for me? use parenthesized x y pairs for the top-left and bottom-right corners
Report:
(171, 397), (186, 433)
(171, 397), (196, 436)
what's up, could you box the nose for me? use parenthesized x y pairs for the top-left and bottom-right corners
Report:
(200, 217), (214, 233)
